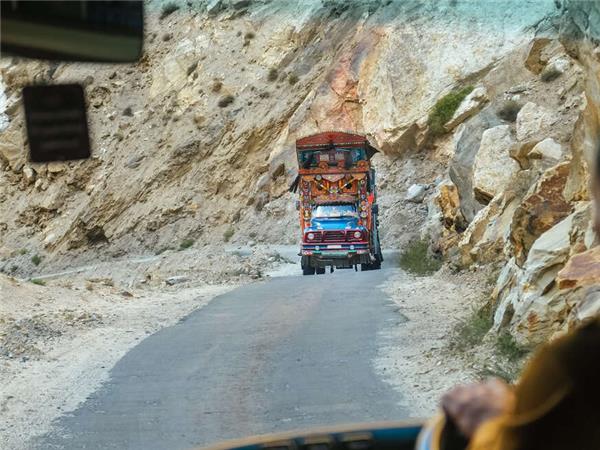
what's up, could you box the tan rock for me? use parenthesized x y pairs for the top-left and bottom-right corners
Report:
(524, 38), (552, 74)
(515, 102), (558, 141)
(529, 138), (562, 163)
(557, 245), (600, 290)
(47, 162), (67, 174)
(22, 166), (35, 184)
(509, 162), (572, 266)
(0, 129), (25, 172)
(472, 125), (520, 201)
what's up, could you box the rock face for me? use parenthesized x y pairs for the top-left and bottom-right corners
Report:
(472, 125), (520, 202)
(493, 202), (592, 345)
(509, 162), (572, 266)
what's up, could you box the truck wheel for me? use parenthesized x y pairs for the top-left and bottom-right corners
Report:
(316, 267), (326, 275)
(361, 263), (371, 271)
(371, 259), (381, 270)
(303, 266), (315, 275)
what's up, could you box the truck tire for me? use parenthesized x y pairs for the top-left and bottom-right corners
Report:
(316, 267), (326, 275)
(361, 263), (372, 271)
(301, 256), (315, 275)
(303, 266), (315, 275)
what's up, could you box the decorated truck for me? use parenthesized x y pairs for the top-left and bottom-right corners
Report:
(291, 131), (383, 275)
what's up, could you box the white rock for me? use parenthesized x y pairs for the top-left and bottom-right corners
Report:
(405, 184), (426, 203)
(529, 138), (562, 162)
(472, 125), (520, 199)
(445, 86), (488, 131)
(516, 102), (558, 141)
(165, 275), (190, 286)
(22, 166), (35, 184)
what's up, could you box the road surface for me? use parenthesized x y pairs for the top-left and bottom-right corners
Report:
(39, 262), (409, 449)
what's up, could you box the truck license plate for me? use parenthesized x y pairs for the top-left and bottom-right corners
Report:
(327, 244), (342, 249)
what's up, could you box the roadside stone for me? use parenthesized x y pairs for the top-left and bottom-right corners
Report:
(0, 129), (25, 172)
(406, 184), (426, 203)
(524, 37), (552, 74)
(165, 275), (190, 286)
(47, 162), (67, 174)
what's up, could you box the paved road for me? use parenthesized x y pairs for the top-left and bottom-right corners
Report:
(39, 263), (408, 450)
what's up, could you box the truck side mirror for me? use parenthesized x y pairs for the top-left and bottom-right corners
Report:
(295, 200), (300, 211)
(372, 204), (379, 215)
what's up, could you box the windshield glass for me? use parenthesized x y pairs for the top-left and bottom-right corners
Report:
(3, 1), (599, 450)
(312, 204), (357, 218)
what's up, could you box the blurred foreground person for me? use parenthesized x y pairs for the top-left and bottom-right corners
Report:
(439, 148), (600, 449)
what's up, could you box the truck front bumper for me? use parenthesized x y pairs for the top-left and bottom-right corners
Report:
(300, 243), (371, 268)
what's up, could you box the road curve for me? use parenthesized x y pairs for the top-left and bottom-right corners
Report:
(39, 265), (408, 450)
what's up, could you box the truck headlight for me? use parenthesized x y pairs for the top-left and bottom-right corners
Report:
(307, 232), (315, 240)
(353, 231), (362, 239)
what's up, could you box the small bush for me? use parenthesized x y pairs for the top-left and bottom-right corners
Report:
(160, 2), (180, 20)
(267, 68), (278, 82)
(211, 80), (223, 93)
(259, 91), (270, 99)
(495, 331), (528, 361)
(399, 239), (442, 276)
(497, 100), (522, 122)
(288, 73), (299, 85)
(540, 67), (562, 82)
(427, 85), (474, 136)
(218, 95), (235, 108)
(31, 278), (46, 286)
(31, 254), (42, 266)
(451, 307), (494, 352)
(223, 227), (235, 242)
(18, 248), (28, 255)
(179, 239), (194, 250)
(244, 31), (255, 39)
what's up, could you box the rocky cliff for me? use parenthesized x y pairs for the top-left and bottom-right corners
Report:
(2, 0), (599, 346)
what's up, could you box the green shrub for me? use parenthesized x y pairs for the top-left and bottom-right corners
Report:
(160, 2), (180, 20)
(497, 100), (522, 122)
(218, 95), (235, 108)
(31, 254), (42, 266)
(427, 85), (474, 136)
(399, 239), (442, 276)
(244, 31), (255, 39)
(540, 67), (562, 82)
(31, 278), (46, 286)
(495, 331), (528, 361)
(451, 307), (494, 352)
(288, 73), (299, 85)
(179, 239), (194, 250)
(18, 248), (28, 255)
(211, 80), (223, 93)
(223, 227), (235, 242)
(267, 68), (278, 82)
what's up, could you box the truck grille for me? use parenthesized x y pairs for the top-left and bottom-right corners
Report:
(322, 230), (346, 242)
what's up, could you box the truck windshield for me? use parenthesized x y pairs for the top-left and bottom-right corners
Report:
(312, 204), (357, 218)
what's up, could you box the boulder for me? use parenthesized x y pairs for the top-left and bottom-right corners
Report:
(406, 184), (426, 203)
(529, 138), (562, 164)
(472, 125), (520, 202)
(509, 162), (572, 266)
(515, 102), (558, 141)
(444, 86), (488, 131)
(22, 166), (35, 184)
